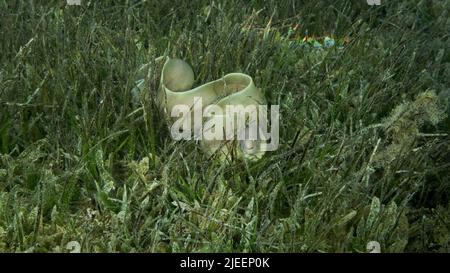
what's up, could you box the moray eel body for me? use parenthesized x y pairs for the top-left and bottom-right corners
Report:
(135, 57), (268, 161)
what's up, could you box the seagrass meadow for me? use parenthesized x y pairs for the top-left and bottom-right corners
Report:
(0, 0), (449, 253)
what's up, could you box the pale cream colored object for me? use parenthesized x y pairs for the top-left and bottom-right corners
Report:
(137, 57), (267, 160)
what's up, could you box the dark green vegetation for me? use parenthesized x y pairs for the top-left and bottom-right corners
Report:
(0, 0), (449, 252)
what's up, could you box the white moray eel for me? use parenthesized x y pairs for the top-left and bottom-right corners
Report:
(133, 57), (270, 161)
